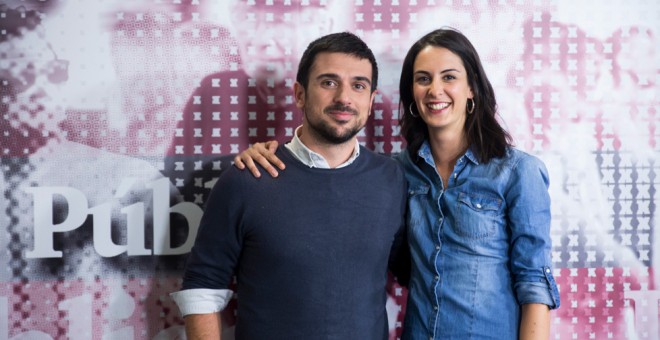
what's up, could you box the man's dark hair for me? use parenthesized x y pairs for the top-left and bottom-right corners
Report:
(296, 32), (378, 93)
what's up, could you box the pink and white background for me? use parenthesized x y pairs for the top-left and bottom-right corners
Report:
(0, 0), (658, 339)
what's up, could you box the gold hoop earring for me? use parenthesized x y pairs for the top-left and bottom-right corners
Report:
(409, 103), (418, 117)
(467, 98), (475, 114)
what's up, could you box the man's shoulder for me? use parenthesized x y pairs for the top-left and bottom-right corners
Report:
(212, 160), (266, 191)
(358, 147), (405, 179)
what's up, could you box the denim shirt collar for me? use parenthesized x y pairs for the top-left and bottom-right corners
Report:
(415, 140), (480, 168)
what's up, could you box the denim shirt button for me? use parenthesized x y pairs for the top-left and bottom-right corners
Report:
(433, 305), (438, 311)
(545, 268), (551, 273)
(435, 245), (440, 250)
(476, 203), (482, 209)
(434, 275), (439, 281)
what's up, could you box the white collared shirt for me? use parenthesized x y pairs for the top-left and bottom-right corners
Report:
(284, 125), (360, 168)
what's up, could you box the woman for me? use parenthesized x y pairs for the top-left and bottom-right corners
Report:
(234, 28), (560, 339)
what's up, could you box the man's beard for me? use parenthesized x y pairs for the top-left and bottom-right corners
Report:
(305, 104), (365, 145)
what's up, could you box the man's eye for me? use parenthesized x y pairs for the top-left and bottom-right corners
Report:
(354, 83), (367, 90)
(322, 80), (337, 87)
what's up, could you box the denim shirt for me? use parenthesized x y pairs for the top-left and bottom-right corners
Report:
(396, 141), (560, 340)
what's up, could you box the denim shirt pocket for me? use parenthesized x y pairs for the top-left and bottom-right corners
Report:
(406, 184), (430, 228)
(454, 192), (502, 239)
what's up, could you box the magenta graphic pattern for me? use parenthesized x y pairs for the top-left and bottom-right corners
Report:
(0, 1), (658, 339)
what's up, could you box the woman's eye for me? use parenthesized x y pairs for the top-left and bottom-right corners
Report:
(415, 76), (430, 84)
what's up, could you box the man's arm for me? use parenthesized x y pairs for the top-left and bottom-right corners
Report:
(519, 303), (550, 340)
(185, 313), (222, 340)
(171, 166), (243, 338)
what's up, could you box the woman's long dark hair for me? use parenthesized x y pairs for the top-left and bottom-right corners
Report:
(399, 28), (512, 163)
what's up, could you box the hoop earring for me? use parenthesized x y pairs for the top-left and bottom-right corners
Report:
(467, 98), (475, 114)
(408, 103), (418, 117)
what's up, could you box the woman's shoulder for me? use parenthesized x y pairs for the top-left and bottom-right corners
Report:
(499, 147), (549, 182)
(501, 147), (546, 167)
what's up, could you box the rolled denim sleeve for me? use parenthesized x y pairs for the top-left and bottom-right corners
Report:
(507, 155), (561, 309)
(170, 288), (233, 316)
(514, 267), (560, 308)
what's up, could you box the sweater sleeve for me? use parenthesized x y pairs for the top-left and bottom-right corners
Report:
(179, 166), (245, 291)
(387, 162), (411, 286)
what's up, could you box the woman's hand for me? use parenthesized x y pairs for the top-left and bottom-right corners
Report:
(233, 141), (285, 178)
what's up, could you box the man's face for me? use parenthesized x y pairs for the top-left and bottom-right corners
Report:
(296, 52), (375, 145)
(231, 2), (332, 82)
(1, 29), (68, 134)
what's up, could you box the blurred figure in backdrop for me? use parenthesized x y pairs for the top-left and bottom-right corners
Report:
(0, 4), (184, 286)
(164, 0), (399, 205)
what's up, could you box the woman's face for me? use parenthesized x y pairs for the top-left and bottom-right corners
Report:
(411, 45), (473, 135)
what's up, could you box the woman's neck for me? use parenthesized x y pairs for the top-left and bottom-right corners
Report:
(427, 128), (468, 185)
(428, 128), (468, 166)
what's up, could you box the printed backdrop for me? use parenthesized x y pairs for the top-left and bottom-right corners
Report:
(1, 0), (658, 339)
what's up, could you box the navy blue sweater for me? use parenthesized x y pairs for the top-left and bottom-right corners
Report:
(182, 145), (407, 340)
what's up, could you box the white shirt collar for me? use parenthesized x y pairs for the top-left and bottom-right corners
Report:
(284, 126), (360, 169)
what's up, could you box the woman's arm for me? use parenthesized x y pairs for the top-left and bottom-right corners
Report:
(519, 303), (550, 340)
(508, 154), (558, 339)
(233, 141), (285, 178)
(185, 313), (222, 340)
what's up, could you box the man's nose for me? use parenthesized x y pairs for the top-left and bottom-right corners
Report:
(334, 85), (352, 105)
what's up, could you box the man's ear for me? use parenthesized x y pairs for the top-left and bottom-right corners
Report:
(368, 89), (377, 116)
(294, 82), (305, 109)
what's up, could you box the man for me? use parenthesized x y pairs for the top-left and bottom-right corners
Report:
(170, 32), (408, 339)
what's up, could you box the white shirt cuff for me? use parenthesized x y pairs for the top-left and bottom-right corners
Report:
(170, 288), (234, 316)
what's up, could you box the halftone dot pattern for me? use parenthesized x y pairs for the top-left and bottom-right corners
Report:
(2, 157), (33, 280)
(0, 1), (658, 339)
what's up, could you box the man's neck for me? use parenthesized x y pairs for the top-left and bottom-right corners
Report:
(297, 127), (358, 169)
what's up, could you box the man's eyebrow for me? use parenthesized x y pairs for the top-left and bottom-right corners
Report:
(353, 76), (372, 85)
(316, 73), (372, 85)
